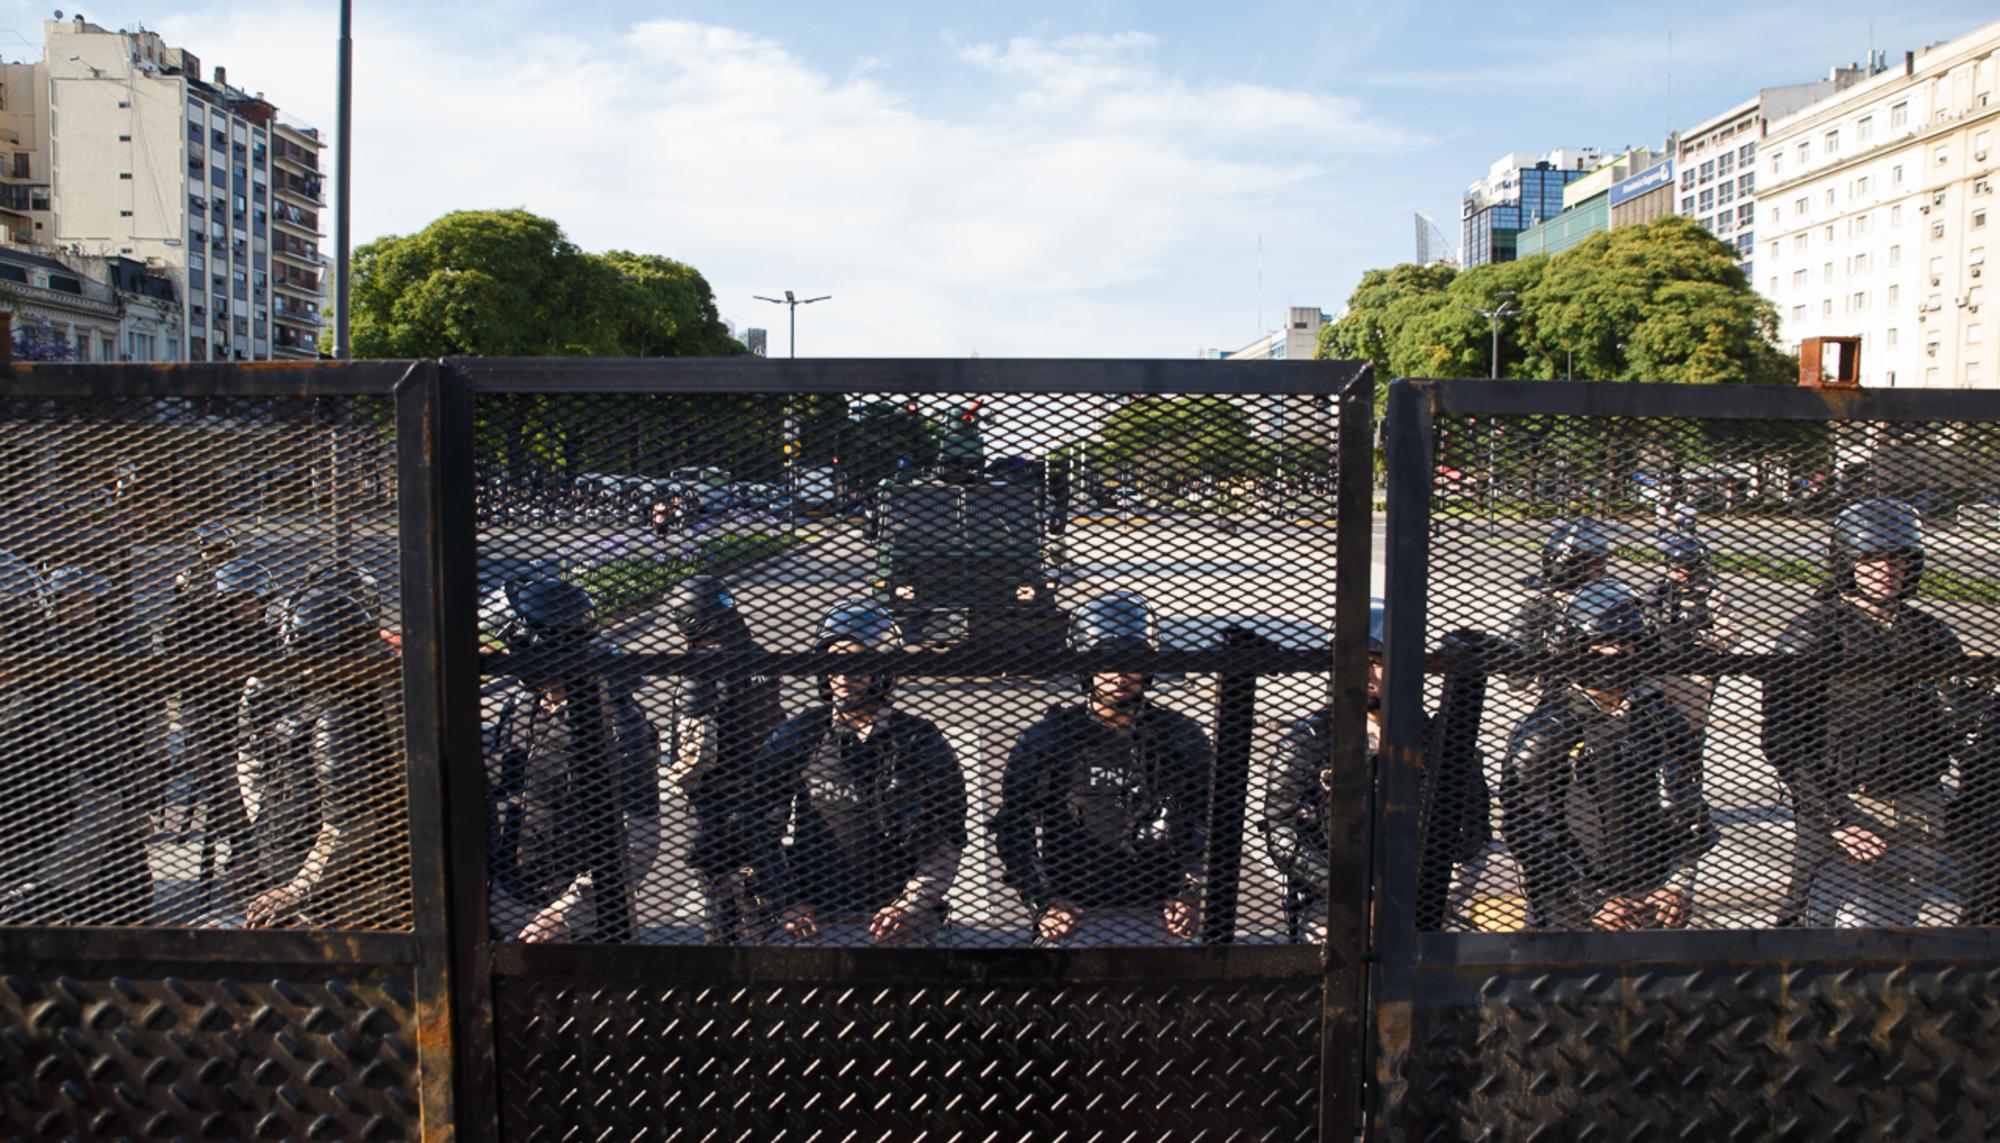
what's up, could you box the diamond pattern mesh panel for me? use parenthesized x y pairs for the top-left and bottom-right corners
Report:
(0, 960), (422, 1140)
(1391, 958), (2000, 1139)
(1417, 412), (2000, 932)
(0, 395), (410, 930)
(496, 973), (1322, 1139)
(473, 390), (1343, 946)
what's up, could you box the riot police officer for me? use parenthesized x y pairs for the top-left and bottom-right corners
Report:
(1508, 518), (1612, 681)
(1261, 601), (1506, 939)
(751, 600), (965, 946)
(483, 577), (661, 942)
(995, 590), (1214, 945)
(1499, 580), (1712, 930)
(660, 575), (785, 941)
(1640, 533), (1737, 740)
(1761, 500), (1971, 927)
(237, 584), (403, 928)
(162, 529), (273, 910)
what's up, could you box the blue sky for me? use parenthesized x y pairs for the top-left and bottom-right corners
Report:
(2, 1), (1995, 356)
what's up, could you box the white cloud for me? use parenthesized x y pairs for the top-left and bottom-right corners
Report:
(130, 5), (1419, 355)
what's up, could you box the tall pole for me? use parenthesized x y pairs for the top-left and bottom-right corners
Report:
(755, 292), (831, 359)
(1489, 316), (1500, 380)
(333, 0), (353, 359)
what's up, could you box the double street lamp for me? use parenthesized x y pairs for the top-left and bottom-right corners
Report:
(1455, 291), (1518, 530)
(754, 290), (831, 359)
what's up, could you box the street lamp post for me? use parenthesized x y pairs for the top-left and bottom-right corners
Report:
(753, 290), (831, 358)
(333, 0), (352, 359)
(1456, 292), (1519, 531)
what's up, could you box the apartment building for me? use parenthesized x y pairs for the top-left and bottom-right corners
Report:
(1758, 20), (2000, 388)
(0, 16), (326, 361)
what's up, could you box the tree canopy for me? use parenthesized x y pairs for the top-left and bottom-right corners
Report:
(1318, 216), (1795, 395)
(346, 209), (743, 358)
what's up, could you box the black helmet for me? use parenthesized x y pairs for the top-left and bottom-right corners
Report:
(1662, 534), (1710, 574)
(664, 575), (749, 644)
(1831, 499), (1923, 599)
(214, 558), (273, 599)
(495, 577), (597, 655)
(282, 587), (375, 655)
(1552, 579), (1647, 654)
(815, 598), (903, 707)
(1070, 590), (1158, 653)
(1533, 518), (1611, 592)
(1368, 597), (1386, 655)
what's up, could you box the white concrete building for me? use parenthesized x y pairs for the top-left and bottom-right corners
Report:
(1758, 20), (2000, 388)
(0, 16), (326, 362)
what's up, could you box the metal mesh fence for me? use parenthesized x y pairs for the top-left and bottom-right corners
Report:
(471, 388), (1347, 947)
(0, 394), (410, 931)
(1415, 409), (2000, 933)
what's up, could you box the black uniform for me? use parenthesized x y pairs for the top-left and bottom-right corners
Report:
(1761, 597), (1964, 925)
(751, 706), (966, 926)
(235, 646), (404, 927)
(995, 701), (1213, 918)
(667, 653), (785, 937)
(485, 677), (661, 932)
(163, 567), (274, 896)
(1499, 684), (1713, 928)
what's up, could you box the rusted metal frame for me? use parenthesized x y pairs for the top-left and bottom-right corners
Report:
(1415, 925), (2000, 968)
(393, 362), (461, 1141)
(1320, 367), (1375, 1143)
(488, 941), (1321, 982)
(0, 926), (418, 964)
(1419, 376), (2000, 423)
(432, 363), (499, 1142)
(0, 358), (415, 397)
(1369, 378), (1437, 1135)
(447, 355), (1370, 396)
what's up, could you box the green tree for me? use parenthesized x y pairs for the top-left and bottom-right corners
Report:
(1094, 396), (1269, 498)
(346, 209), (746, 359)
(1319, 216), (1794, 389)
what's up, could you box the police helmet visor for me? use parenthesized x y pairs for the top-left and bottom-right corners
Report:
(1834, 499), (1922, 558)
(214, 558), (273, 599)
(1070, 591), (1158, 653)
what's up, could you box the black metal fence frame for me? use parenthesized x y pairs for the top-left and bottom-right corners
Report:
(0, 360), (460, 1138)
(1373, 378), (2000, 1137)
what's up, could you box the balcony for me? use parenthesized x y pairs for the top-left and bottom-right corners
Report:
(274, 173), (323, 207)
(272, 269), (320, 296)
(272, 304), (322, 328)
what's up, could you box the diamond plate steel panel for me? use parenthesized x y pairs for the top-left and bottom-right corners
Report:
(0, 961), (422, 1140)
(495, 974), (1322, 1140)
(1390, 960), (2000, 1141)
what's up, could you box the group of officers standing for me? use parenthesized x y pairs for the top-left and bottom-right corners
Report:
(0, 524), (402, 928)
(6, 496), (1994, 943)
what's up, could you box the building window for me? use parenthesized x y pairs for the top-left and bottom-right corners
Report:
(1978, 177), (1993, 195)
(1719, 183), (1735, 205)
(1823, 299), (1834, 317)
(1823, 261), (1834, 282)
(1852, 290), (1867, 310)
(1699, 189), (1715, 211)
(1740, 201), (1755, 225)
(1717, 208), (1734, 229)
(1825, 130), (1840, 155)
(117, 134), (130, 142)
(1971, 362), (1986, 387)
(1892, 102), (1909, 129)
(1979, 129), (1992, 157)
(1681, 195), (1696, 213)
(1888, 284), (1900, 306)
(1853, 214), (1870, 236)
(1937, 146), (1951, 167)
(1794, 269), (1810, 287)
(1797, 142), (1810, 165)
(1889, 245), (1901, 267)
(1887, 328), (1899, 347)
(118, 209), (131, 217)
(1892, 164), (1905, 186)
(1976, 210), (1988, 229)
(1858, 116), (1873, 143)
(1825, 188), (1836, 207)
(1739, 173), (1755, 194)
(1794, 233), (1809, 252)
(1854, 252), (1870, 272)
(1934, 221), (1947, 239)
(117, 172), (131, 180)
(1769, 276), (1779, 294)
(1681, 168), (1695, 191)
(1740, 141), (1755, 164)
(1795, 196), (1809, 215)
(1701, 159), (1715, 181)
(1857, 176), (1870, 196)
(1891, 204), (1903, 226)
(1773, 152), (1784, 176)
(1926, 367), (1940, 385)
(1931, 256), (1945, 279)
(1791, 305), (1807, 322)
(1719, 151), (1735, 175)
(1972, 323), (1986, 345)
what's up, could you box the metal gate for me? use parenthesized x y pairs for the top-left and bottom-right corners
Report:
(0, 362), (458, 1140)
(436, 358), (1375, 1139)
(1374, 379), (2000, 1140)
